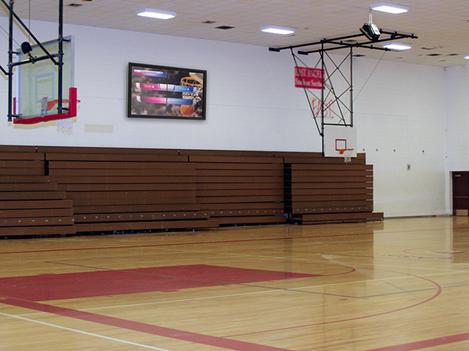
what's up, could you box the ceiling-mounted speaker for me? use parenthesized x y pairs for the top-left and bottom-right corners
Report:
(360, 23), (381, 41)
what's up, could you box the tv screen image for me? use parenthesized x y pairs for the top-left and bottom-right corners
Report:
(128, 63), (206, 120)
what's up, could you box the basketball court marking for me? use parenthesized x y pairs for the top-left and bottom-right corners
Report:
(1, 298), (293, 351)
(43, 260), (358, 299)
(74, 270), (469, 315)
(368, 331), (469, 351)
(0, 231), (371, 255)
(13, 302), (469, 351)
(0, 264), (315, 301)
(0, 266), (444, 351)
(0, 223), (454, 256)
(222, 268), (443, 338)
(0, 310), (173, 351)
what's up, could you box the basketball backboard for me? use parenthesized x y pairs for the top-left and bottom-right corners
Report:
(324, 125), (357, 158)
(16, 36), (74, 119)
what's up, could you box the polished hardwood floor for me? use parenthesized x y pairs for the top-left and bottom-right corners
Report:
(1, 216), (469, 351)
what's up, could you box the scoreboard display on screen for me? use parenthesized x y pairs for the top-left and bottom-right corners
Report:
(128, 63), (206, 120)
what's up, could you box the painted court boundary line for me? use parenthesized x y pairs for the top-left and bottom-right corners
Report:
(368, 331), (469, 351)
(0, 232), (370, 255)
(1, 298), (293, 351)
(0, 310), (172, 351)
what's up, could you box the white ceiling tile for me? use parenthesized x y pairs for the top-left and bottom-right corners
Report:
(3, 0), (469, 66)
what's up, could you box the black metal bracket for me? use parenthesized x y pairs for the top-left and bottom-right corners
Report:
(270, 30), (417, 54)
(271, 29), (417, 155)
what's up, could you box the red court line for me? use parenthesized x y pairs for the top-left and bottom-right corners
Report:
(368, 332), (469, 351)
(1, 298), (293, 351)
(0, 232), (370, 255)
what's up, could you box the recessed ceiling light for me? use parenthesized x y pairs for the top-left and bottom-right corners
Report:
(464, 55), (469, 60)
(383, 43), (412, 51)
(371, 3), (409, 14)
(261, 25), (295, 35)
(137, 8), (176, 20)
(216, 25), (235, 30)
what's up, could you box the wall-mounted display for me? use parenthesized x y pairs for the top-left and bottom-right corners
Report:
(128, 63), (206, 120)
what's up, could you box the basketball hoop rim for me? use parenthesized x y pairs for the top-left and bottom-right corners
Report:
(337, 148), (355, 155)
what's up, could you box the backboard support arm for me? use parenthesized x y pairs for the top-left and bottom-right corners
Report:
(271, 29), (417, 156)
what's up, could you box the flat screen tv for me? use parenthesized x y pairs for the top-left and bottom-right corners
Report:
(128, 62), (206, 120)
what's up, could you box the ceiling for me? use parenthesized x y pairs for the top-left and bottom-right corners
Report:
(4, 0), (469, 66)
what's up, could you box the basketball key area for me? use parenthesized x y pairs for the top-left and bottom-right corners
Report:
(1, 218), (469, 351)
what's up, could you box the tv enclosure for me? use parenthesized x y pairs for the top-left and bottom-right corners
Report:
(128, 63), (206, 120)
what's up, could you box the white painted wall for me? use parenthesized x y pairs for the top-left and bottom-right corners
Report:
(353, 60), (448, 217)
(445, 65), (469, 171)
(0, 19), (449, 217)
(444, 64), (469, 214)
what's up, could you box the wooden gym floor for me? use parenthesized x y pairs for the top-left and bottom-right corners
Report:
(1, 216), (469, 351)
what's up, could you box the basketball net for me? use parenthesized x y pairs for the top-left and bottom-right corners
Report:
(57, 117), (74, 134)
(338, 148), (354, 163)
(57, 100), (80, 134)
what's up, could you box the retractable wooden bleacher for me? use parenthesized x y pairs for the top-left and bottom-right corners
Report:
(182, 150), (286, 226)
(0, 145), (383, 237)
(0, 146), (75, 237)
(282, 152), (383, 224)
(40, 146), (216, 233)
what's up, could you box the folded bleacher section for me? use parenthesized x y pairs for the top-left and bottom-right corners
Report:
(0, 145), (383, 237)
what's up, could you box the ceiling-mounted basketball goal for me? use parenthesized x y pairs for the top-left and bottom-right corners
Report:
(0, 0), (77, 125)
(270, 12), (417, 160)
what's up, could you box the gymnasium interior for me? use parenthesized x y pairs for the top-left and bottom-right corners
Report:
(1, 1), (469, 350)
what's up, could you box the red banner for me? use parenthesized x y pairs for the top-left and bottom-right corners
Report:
(295, 66), (323, 89)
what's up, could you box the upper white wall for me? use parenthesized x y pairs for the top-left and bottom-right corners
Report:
(0, 19), (320, 151)
(0, 19), (449, 217)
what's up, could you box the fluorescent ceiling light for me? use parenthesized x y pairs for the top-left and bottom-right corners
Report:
(464, 55), (469, 60)
(383, 43), (412, 51)
(371, 3), (409, 14)
(137, 9), (176, 20)
(261, 25), (295, 35)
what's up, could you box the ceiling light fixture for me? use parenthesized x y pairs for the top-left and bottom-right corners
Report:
(383, 43), (412, 51)
(261, 25), (295, 35)
(137, 9), (176, 20)
(464, 55), (469, 60)
(371, 3), (409, 14)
